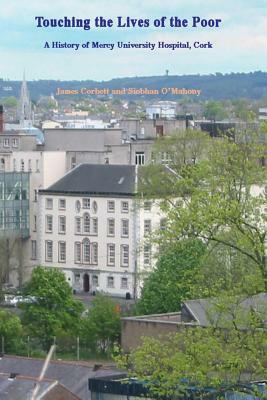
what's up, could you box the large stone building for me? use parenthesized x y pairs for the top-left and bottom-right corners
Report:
(37, 164), (163, 298)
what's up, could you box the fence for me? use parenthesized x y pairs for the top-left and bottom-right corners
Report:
(0, 335), (110, 361)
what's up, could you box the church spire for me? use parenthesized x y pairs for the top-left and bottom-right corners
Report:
(18, 71), (33, 128)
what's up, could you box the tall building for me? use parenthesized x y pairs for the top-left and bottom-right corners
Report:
(17, 72), (34, 129)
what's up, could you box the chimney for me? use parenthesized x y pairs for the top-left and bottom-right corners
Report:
(0, 105), (4, 133)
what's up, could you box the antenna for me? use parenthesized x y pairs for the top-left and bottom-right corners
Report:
(31, 345), (56, 400)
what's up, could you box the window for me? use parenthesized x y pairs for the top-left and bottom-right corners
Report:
(58, 241), (66, 262)
(144, 201), (152, 211)
(75, 274), (80, 284)
(12, 138), (18, 148)
(28, 159), (32, 171)
(144, 219), (152, 235)
(92, 275), (99, 287)
(45, 241), (53, 262)
(107, 276), (114, 288)
(107, 218), (115, 236)
(74, 242), (82, 263)
(13, 159), (16, 171)
(0, 159), (5, 172)
(75, 200), (81, 213)
(121, 245), (129, 267)
(34, 189), (38, 202)
(71, 156), (76, 169)
(83, 239), (90, 264)
(91, 218), (98, 235)
(3, 139), (9, 148)
(33, 215), (37, 232)
(160, 218), (167, 231)
(75, 217), (81, 234)
(58, 216), (66, 234)
(45, 215), (53, 233)
(92, 200), (98, 213)
(20, 159), (25, 171)
(121, 201), (129, 213)
(91, 243), (98, 264)
(144, 244), (151, 266)
(59, 199), (66, 209)
(83, 213), (90, 233)
(107, 200), (115, 213)
(83, 198), (90, 209)
(121, 277), (128, 289)
(46, 198), (53, 210)
(31, 240), (37, 260)
(107, 244), (115, 266)
(135, 151), (145, 165)
(36, 159), (40, 172)
(121, 219), (129, 237)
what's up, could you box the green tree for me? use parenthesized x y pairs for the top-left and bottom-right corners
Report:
(22, 267), (84, 351)
(3, 97), (18, 108)
(139, 130), (267, 290)
(136, 240), (206, 315)
(116, 296), (267, 398)
(0, 310), (24, 353)
(80, 294), (121, 353)
(203, 100), (228, 121)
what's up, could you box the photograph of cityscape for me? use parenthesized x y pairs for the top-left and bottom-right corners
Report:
(0, 0), (266, 399)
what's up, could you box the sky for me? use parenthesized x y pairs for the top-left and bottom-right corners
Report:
(0, 0), (266, 81)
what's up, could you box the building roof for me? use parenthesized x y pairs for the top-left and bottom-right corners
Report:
(0, 373), (78, 400)
(40, 164), (136, 196)
(0, 356), (122, 400)
(183, 293), (267, 328)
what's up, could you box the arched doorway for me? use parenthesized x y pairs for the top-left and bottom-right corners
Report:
(83, 273), (90, 292)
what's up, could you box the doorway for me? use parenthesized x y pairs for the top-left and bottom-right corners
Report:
(83, 273), (90, 292)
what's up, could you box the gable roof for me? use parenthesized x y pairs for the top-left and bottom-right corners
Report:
(183, 293), (267, 328)
(0, 356), (122, 400)
(40, 164), (136, 197)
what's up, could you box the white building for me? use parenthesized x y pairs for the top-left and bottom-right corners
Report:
(37, 164), (165, 298)
(146, 102), (177, 120)
(0, 148), (67, 284)
(38, 164), (138, 298)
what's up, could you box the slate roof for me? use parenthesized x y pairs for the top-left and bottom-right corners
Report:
(183, 293), (267, 328)
(0, 373), (55, 400)
(40, 164), (136, 196)
(0, 356), (122, 400)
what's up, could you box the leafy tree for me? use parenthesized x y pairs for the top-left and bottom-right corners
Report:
(203, 100), (228, 121)
(136, 240), (206, 315)
(116, 296), (267, 398)
(22, 267), (84, 351)
(3, 97), (18, 108)
(80, 294), (121, 353)
(0, 310), (24, 353)
(139, 129), (267, 290)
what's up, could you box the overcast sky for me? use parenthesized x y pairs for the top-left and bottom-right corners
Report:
(0, 0), (266, 80)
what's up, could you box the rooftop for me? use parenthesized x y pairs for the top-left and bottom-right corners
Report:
(40, 164), (136, 197)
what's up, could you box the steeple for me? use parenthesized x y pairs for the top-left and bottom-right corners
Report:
(18, 71), (34, 128)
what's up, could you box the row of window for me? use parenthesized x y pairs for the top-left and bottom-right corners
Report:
(1, 138), (18, 148)
(44, 240), (130, 267)
(45, 214), (130, 237)
(74, 241), (98, 264)
(12, 159), (40, 172)
(45, 198), (129, 213)
(74, 274), (128, 289)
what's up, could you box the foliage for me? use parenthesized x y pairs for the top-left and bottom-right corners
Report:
(203, 100), (228, 121)
(139, 129), (267, 291)
(136, 239), (207, 315)
(2, 97), (18, 108)
(80, 294), (121, 353)
(22, 267), (84, 351)
(116, 296), (267, 398)
(0, 310), (24, 353)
